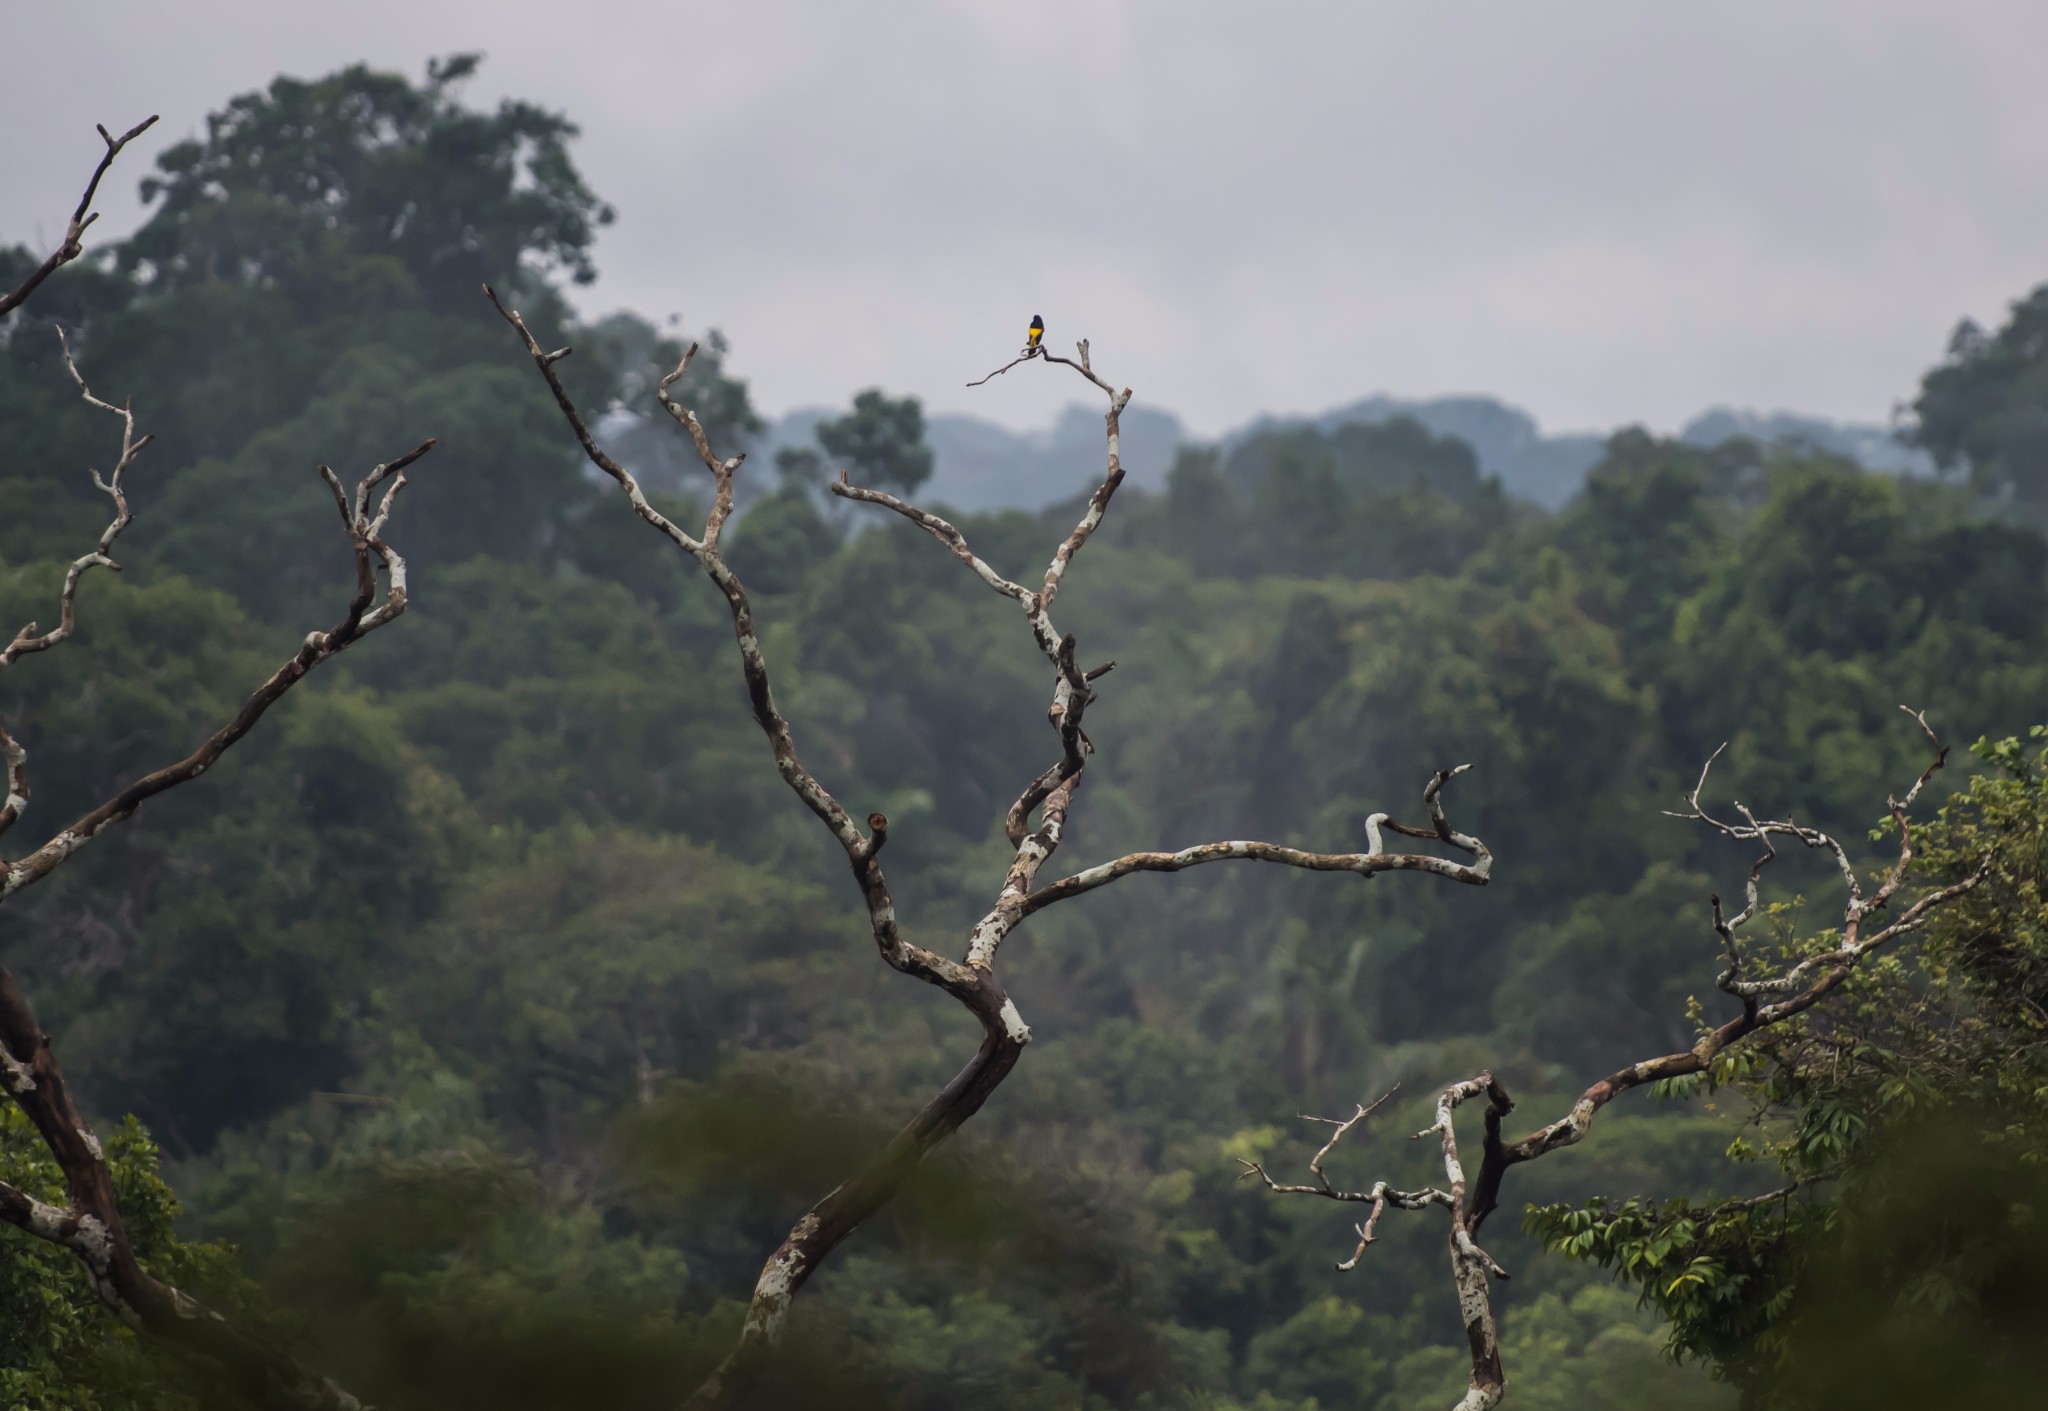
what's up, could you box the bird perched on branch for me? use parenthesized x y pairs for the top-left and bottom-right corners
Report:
(1025, 314), (1044, 353)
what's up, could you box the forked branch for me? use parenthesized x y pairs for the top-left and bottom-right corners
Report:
(1, 329), (151, 842)
(1, 437), (434, 903)
(1237, 1089), (1458, 1271)
(0, 116), (158, 319)
(1253, 1075), (1516, 1409)
(1255, 712), (1989, 1410)
(493, 297), (1498, 1410)
(491, 287), (1030, 1411)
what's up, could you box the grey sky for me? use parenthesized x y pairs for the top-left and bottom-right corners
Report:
(7, 2), (2046, 437)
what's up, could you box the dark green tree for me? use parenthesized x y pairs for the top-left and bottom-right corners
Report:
(815, 389), (935, 494)
(123, 54), (612, 308)
(1909, 286), (2048, 512)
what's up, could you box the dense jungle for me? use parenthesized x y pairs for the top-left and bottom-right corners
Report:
(4, 59), (2047, 1411)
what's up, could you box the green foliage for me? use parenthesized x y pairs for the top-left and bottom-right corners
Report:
(0, 1107), (253, 1409)
(1533, 728), (2048, 1403)
(1109, 420), (1514, 582)
(125, 54), (612, 306)
(1910, 285), (2048, 512)
(1527, 1193), (1798, 1383)
(6, 52), (2048, 1411)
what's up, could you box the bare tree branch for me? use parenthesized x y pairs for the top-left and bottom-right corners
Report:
(1021, 800), (1492, 914)
(1470, 717), (1984, 1226)
(829, 482), (1030, 601)
(1253, 713), (1989, 1410)
(485, 284), (976, 996)
(1, 438), (435, 903)
(0, 328), (151, 842)
(0, 176), (436, 1399)
(1254, 1075), (1515, 1408)
(965, 345), (1042, 387)
(0, 332), (430, 1405)
(1235, 1090), (1459, 1271)
(493, 297), (1496, 1409)
(0, 117), (158, 319)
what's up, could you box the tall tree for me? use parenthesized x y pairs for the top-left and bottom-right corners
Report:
(1909, 285), (2048, 513)
(815, 389), (935, 495)
(123, 53), (612, 309)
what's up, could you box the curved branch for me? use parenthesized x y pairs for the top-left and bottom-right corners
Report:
(827, 481), (1028, 601)
(1, 329), (153, 842)
(680, 1013), (1023, 1410)
(492, 293), (1042, 1411)
(485, 285), (985, 1001)
(1464, 717), (1982, 1232)
(0, 116), (158, 319)
(0, 970), (363, 1410)
(1038, 338), (1124, 404)
(1, 441), (435, 904)
(1024, 834), (1489, 911)
(966, 348), (1038, 386)
(1025, 765), (1492, 915)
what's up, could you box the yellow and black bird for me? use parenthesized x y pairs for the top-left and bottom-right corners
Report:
(1026, 314), (1044, 353)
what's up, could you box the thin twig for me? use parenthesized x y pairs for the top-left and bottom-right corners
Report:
(0, 117), (158, 319)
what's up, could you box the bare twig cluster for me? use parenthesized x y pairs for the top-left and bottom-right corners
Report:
(1250, 718), (1987, 1411)
(492, 306), (1496, 1409)
(0, 125), (435, 1411)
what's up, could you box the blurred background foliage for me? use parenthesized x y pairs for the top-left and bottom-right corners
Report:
(5, 55), (2048, 1411)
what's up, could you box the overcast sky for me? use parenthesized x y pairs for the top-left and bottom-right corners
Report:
(7, 2), (2047, 437)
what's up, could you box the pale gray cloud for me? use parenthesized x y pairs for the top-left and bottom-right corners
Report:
(6, 2), (2045, 437)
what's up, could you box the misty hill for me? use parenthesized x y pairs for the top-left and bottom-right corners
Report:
(1225, 394), (1608, 509)
(756, 394), (1928, 515)
(756, 402), (1187, 513)
(1676, 406), (1935, 475)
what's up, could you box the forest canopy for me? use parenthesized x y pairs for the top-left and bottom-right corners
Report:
(3, 56), (2047, 1411)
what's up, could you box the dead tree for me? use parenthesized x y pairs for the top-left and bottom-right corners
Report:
(1243, 710), (1987, 1410)
(489, 307), (1498, 1409)
(0, 123), (436, 1411)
